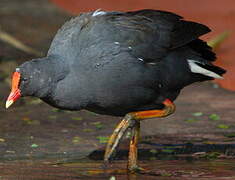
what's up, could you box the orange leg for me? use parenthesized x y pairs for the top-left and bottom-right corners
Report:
(128, 120), (140, 172)
(104, 114), (134, 162)
(104, 99), (176, 172)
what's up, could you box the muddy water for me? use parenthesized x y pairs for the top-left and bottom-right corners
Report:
(1, 158), (235, 179)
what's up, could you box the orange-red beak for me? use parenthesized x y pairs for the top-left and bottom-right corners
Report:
(6, 71), (21, 109)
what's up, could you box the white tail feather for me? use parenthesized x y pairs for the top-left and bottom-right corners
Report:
(187, 59), (223, 79)
(92, 9), (106, 17)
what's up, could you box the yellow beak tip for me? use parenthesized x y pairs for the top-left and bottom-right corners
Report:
(5, 100), (14, 109)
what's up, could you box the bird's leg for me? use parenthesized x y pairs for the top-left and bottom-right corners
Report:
(127, 99), (175, 172)
(104, 99), (175, 171)
(128, 120), (140, 172)
(104, 113), (135, 162)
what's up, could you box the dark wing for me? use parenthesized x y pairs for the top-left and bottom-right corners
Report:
(103, 9), (211, 62)
(48, 9), (211, 65)
(48, 13), (92, 61)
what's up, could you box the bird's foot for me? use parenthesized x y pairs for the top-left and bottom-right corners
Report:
(128, 165), (144, 173)
(104, 113), (136, 162)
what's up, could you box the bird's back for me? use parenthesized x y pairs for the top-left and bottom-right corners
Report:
(48, 9), (210, 62)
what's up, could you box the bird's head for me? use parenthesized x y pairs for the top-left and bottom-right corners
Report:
(5, 59), (55, 108)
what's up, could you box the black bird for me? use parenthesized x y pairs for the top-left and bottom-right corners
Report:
(6, 9), (226, 172)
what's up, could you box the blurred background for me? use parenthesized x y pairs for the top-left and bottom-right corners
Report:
(0, 0), (235, 179)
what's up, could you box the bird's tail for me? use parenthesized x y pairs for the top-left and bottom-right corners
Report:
(187, 59), (225, 79)
(187, 38), (226, 80)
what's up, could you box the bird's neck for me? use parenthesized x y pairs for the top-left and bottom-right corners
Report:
(30, 56), (69, 99)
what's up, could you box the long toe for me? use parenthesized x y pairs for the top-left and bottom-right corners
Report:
(104, 114), (135, 161)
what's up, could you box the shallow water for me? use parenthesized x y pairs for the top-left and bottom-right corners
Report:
(1, 158), (235, 179)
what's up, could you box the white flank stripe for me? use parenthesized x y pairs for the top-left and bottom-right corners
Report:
(187, 59), (223, 79)
(92, 9), (106, 17)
